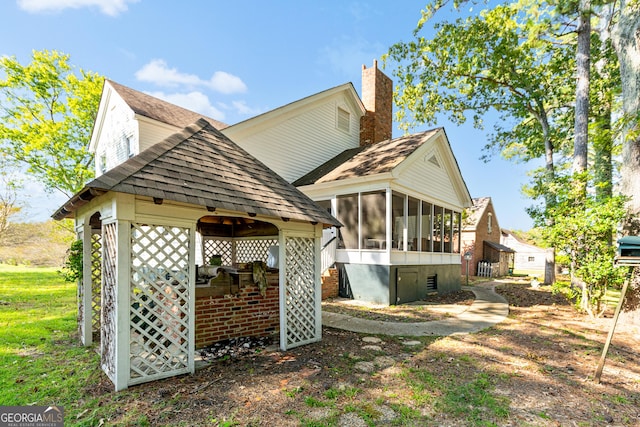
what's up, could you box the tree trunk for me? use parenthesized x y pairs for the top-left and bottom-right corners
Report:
(612, 0), (640, 229)
(612, 0), (640, 330)
(593, 106), (613, 202)
(573, 0), (590, 188)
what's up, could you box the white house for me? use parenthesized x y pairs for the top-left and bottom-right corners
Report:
(88, 61), (472, 306)
(501, 229), (555, 283)
(57, 60), (475, 390)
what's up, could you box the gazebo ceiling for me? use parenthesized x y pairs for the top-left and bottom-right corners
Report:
(197, 216), (278, 238)
(53, 119), (341, 229)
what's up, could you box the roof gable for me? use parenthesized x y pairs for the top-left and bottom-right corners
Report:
(107, 80), (228, 130)
(295, 129), (441, 185)
(89, 80), (228, 153)
(294, 129), (472, 208)
(226, 83), (365, 133)
(463, 197), (493, 230)
(54, 119), (340, 227)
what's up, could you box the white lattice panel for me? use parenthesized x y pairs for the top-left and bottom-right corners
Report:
(129, 224), (190, 382)
(283, 237), (317, 348)
(100, 223), (117, 382)
(91, 233), (102, 334)
(236, 238), (278, 263)
(203, 238), (232, 265)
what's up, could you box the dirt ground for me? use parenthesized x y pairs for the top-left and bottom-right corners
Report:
(83, 280), (640, 426)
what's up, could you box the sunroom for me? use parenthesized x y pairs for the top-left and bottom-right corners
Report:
(296, 128), (472, 305)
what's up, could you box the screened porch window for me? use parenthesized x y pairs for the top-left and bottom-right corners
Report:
(361, 191), (386, 249)
(336, 193), (358, 249)
(421, 201), (433, 252)
(433, 205), (444, 252)
(444, 209), (453, 253)
(407, 197), (419, 251)
(333, 191), (462, 254)
(392, 192), (405, 250)
(452, 211), (461, 253)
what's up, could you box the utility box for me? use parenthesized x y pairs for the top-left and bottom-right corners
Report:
(615, 236), (640, 266)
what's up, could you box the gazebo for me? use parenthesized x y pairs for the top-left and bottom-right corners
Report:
(53, 119), (340, 390)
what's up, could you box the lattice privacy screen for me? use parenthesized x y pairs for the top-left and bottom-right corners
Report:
(100, 223), (117, 382)
(283, 236), (317, 348)
(203, 238), (232, 265)
(129, 223), (190, 383)
(91, 233), (102, 334)
(237, 238), (278, 263)
(203, 237), (278, 265)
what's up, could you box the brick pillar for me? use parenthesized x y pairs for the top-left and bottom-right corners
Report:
(321, 268), (339, 300)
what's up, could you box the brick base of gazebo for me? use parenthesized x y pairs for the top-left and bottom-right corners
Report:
(195, 274), (280, 349)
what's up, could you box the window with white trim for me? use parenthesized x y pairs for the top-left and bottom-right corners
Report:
(337, 107), (350, 132)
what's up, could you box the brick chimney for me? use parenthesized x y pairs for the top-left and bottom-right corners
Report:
(359, 59), (393, 146)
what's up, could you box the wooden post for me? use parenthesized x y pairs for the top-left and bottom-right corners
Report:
(594, 277), (630, 383)
(114, 220), (131, 391)
(80, 223), (93, 346)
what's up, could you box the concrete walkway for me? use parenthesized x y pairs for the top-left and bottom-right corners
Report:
(322, 282), (509, 336)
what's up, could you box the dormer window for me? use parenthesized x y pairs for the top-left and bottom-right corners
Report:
(99, 153), (107, 174)
(337, 107), (350, 132)
(126, 135), (135, 158)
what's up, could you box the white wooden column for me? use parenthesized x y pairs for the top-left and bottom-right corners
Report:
(278, 231), (286, 351)
(385, 187), (392, 256)
(80, 222), (93, 346)
(114, 219), (131, 391)
(187, 225), (196, 375)
(314, 223), (323, 340)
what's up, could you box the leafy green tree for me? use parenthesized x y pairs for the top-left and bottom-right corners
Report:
(540, 177), (627, 316)
(387, 0), (628, 313)
(384, 1), (576, 211)
(0, 50), (103, 197)
(0, 155), (22, 240)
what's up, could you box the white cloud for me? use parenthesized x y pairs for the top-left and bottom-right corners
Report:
(147, 90), (226, 121)
(17, 0), (138, 16)
(230, 100), (263, 116)
(135, 59), (202, 88)
(135, 59), (247, 94)
(209, 71), (247, 94)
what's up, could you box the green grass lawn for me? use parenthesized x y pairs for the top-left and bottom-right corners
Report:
(0, 264), (101, 422)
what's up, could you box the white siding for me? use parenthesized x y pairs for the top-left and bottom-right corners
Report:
(396, 148), (462, 209)
(501, 234), (547, 274)
(92, 88), (138, 177)
(138, 120), (182, 153)
(224, 96), (361, 183)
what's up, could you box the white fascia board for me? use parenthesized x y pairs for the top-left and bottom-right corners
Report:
(88, 82), (114, 153)
(299, 173), (394, 197)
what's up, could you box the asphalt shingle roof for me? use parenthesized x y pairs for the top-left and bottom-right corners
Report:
(53, 119), (341, 227)
(107, 80), (229, 130)
(293, 129), (440, 186)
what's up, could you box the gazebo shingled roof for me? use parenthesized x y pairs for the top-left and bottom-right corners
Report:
(53, 118), (341, 228)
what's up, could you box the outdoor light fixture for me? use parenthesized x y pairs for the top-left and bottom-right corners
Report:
(464, 251), (472, 286)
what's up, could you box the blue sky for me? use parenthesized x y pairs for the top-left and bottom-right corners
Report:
(1, 0), (535, 230)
